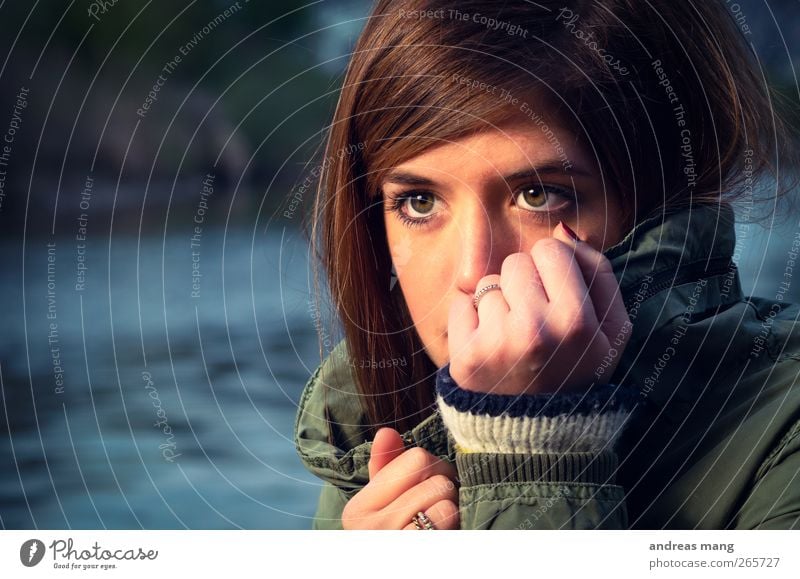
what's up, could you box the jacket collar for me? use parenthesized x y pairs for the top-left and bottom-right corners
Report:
(606, 202), (741, 352)
(295, 202), (742, 489)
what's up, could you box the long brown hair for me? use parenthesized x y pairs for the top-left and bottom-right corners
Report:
(301, 0), (798, 437)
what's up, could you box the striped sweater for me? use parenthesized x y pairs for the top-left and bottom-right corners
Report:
(434, 362), (639, 455)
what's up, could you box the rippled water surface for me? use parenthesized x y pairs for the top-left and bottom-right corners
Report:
(1, 212), (798, 529)
(1, 226), (329, 529)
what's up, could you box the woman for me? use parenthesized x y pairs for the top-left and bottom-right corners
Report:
(294, 0), (800, 529)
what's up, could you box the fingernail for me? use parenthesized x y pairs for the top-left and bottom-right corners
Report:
(559, 221), (580, 242)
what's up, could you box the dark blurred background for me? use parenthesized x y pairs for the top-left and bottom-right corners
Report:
(0, 0), (798, 529)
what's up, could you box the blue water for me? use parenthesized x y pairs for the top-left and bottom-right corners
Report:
(2, 206), (798, 529)
(0, 225), (332, 529)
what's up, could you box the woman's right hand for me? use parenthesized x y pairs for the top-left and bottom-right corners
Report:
(341, 427), (460, 530)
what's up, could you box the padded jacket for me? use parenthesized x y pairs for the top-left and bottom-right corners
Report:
(294, 203), (800, 529)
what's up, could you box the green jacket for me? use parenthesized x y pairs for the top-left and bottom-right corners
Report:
(294, 203), (800, 529)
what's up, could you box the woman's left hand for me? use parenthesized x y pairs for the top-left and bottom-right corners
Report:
(447, 221), (632, 396)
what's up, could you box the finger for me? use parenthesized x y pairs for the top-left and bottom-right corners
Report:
(530, 233), (598, 332)
(552, 222), (630, 340)
(500, 252), (547, 330)
(427, 498), (460, 530)
(361, 447), (457, 510)
(448, 290), (478, 363)
(402, 499), (460, 530)
(387, 473), (458, 528)
(449, 274), (507, 376)
(474, 273), (508, 321)
(473, 274), (508, 352)
(368, 428), (407, 480)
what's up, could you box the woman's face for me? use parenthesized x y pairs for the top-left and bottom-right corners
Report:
(380, 119), (626, 369)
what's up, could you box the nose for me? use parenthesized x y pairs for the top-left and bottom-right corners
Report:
(454, 203), (519, 295)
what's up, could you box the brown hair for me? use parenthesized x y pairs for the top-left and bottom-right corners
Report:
(302, 0), (799, 436)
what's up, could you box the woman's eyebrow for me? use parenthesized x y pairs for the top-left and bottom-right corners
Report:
(382, 162), (592, 187)
(504, 162), (593, 181)
(382, 171), (437, 187)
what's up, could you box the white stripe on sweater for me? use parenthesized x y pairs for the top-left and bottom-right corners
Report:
(437, 395), (632, 454)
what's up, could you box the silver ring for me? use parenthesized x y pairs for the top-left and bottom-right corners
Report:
(473, 283), (501, 309)
(412, 511), (436, 530)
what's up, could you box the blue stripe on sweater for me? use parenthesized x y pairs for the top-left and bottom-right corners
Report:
(435, 363), (639, 418)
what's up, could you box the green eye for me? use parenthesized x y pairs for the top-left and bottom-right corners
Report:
(517, 187), (548, 209)
(383, 190), (440, 229)
(514, 184), (573, 213)
(406, 193), (435, 216)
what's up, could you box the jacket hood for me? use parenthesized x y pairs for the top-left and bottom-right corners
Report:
(294, 202), (744, 492)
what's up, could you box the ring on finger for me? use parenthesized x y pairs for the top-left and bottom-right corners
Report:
(473, 283), (501, 310)
(411, 510), (436, 530)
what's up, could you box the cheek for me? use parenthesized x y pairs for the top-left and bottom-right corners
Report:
(388, 229), (416, 274)
(391, 240), (451, 327)
(395, 254), (438, 316)
(581, 204), (625, 250)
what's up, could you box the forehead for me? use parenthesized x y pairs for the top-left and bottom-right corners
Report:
(385, 119), (587, 179)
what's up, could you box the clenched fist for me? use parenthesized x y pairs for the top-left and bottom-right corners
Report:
(447, 221), (631, 395)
